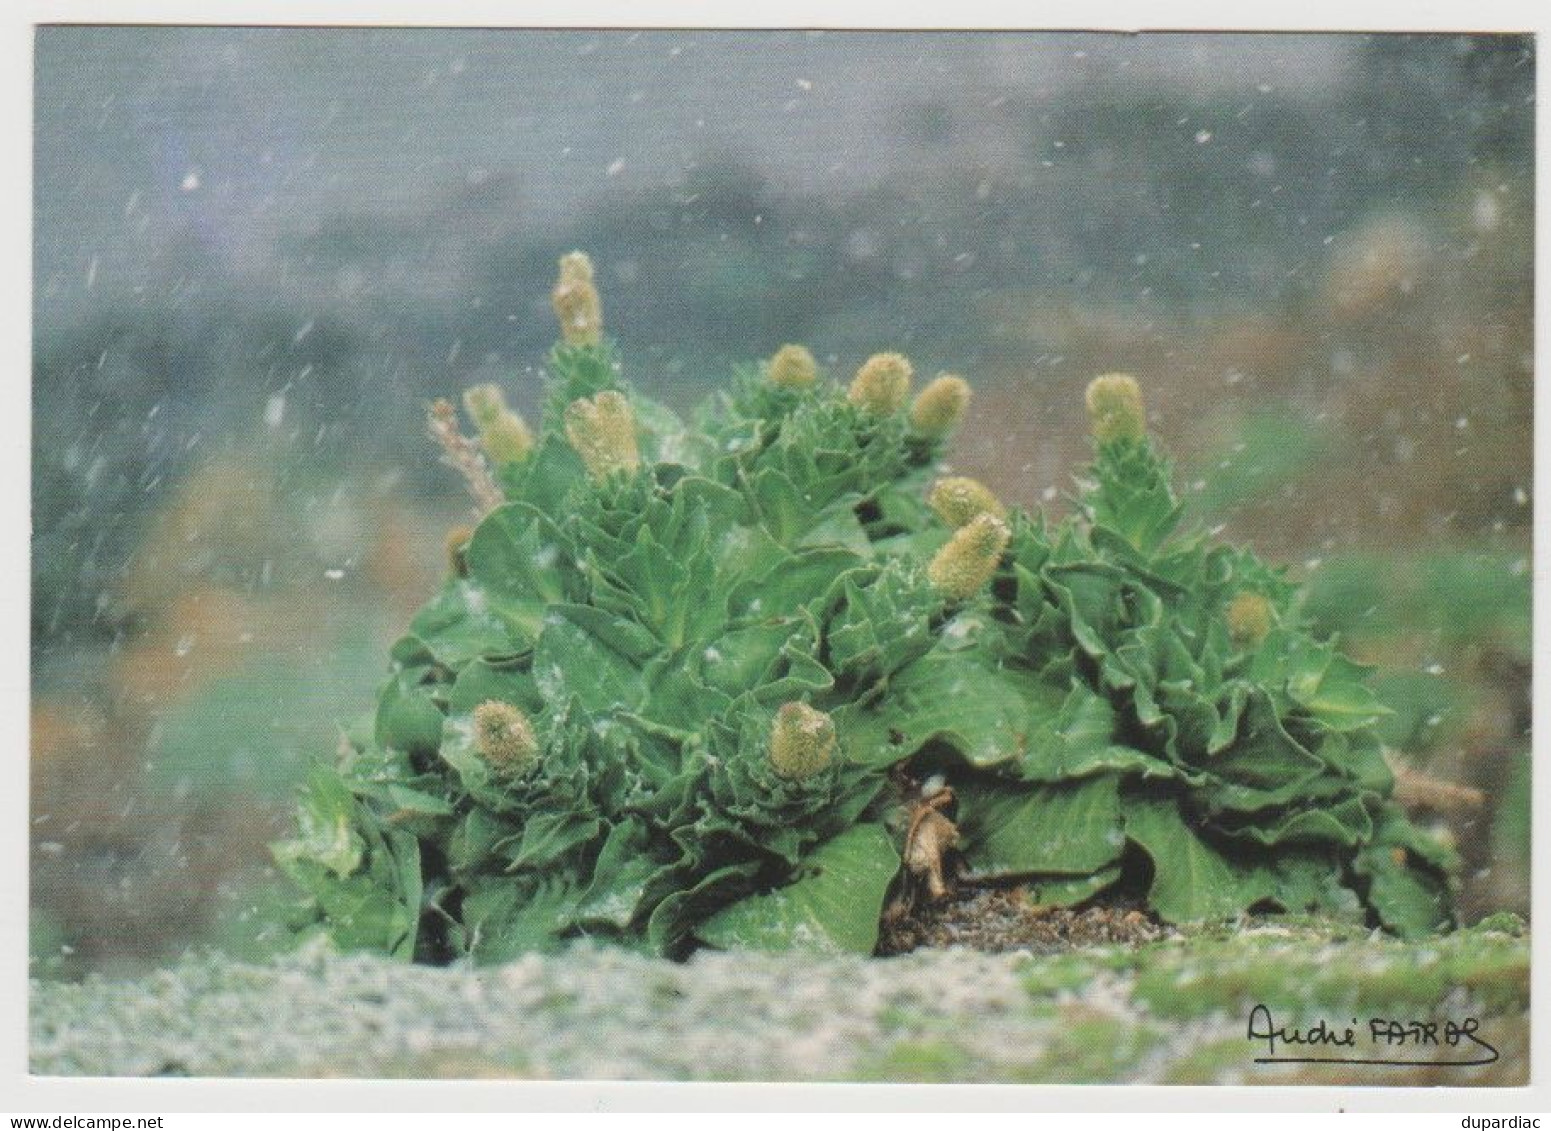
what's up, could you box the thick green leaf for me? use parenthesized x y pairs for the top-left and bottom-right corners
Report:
(646, 860), (764, 956)
(1018, 683), (1176, 784)
(385, 784), (454, 817)
(571, 820), (661, 930)
(728, 546), (865, 621)
(465, 502), (576, 641)
(1251, 631), (1392, 732)
(1196, 690), (1332, 811)
(532, 606), (646, 714)
(1267, 852), (1364, 919)
(1025, 865), (1123, 908)
(403, 579), (524, 665)
(1083, 437), (1184, 554)
(506, 811), (604, 872)
(498, 435), (588, 516)
(272, 766), (365, 878)
(1216, 794), (1373, 849)
(447, 806), (520, 873)
(375, 679), (444, 756)
(1124, 795), (1276, 924)
(446, 658), (545, 716)
(834, 648), (1056, 769)
(957, 776), (1126, 880)
(1355, 812), (1456, 937)
(696, 824), (900, 953)
(460, 876), (579, 959)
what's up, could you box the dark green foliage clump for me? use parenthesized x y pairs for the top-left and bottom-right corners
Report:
(274, 262), (1455, 962)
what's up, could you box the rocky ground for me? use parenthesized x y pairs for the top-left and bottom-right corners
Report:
(30, 917), (1529, 1084)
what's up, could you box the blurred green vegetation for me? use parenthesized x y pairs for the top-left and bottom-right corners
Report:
(1305, 550), (1531, 650)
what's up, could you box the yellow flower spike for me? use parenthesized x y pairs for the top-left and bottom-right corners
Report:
(927, 476), (1006, 528)
(768, 701), (837, 781)
(473, 700), (539, 773)
(551, 250), (603, 346)
(766, 343), (818, 390)
(461, 383), (508, 429)
(1227, 592), (1274, 648)
(479, 410), (534, 465)
(927, 512), (1011, 601)
(564, 390), (640, 481)
(460, 384), (533, 464)
(910, 374), (972, 438)
(847, 352), (913, 414)
(1085, 373), (1147, 444)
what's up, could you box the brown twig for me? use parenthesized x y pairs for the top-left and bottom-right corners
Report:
(1387, 752), (1486, 813)
(427, 399), (504, 516)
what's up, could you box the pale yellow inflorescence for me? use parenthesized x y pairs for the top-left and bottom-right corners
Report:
(1084, 373), (1147, 444)
(768, 701), (837, 781)
(910, 374), (971, 438)
(462, 383), (507, 428)
(927, 476), (1006, 529)
(927, 512), (1011, 601)
(767, 344), (818, 390)
(461, 383), (534, 464)
(564, 390), (640, 481)
(473, 700), (539, 773)
(552, 251), (603, 346)
(479, 412), (534, 465)
(1227, 592), (1274, 648)
(847, 352), (913, 415)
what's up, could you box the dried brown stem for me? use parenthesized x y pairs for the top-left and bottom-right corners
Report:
(1387, 753), (1485, 813)
(427, 398), (504, 516)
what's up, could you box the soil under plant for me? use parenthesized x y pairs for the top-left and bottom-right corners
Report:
(878, 887), (1168, 955)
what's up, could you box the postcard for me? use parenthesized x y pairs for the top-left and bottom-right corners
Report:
(21, 19), (1536, 1107)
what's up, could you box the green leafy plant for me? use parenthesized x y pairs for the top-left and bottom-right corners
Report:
(273, 254), (1456, 962)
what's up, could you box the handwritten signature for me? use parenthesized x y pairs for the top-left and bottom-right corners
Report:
(1246, 1004), (1500, 1067)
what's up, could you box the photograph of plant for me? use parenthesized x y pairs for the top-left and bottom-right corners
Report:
(30, 27), (1531, 1086)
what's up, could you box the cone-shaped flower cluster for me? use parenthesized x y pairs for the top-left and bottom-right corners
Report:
(473, 700), (538, 774)
(462, 383), (534, 465)
(1227, 592), (1274, 648)
(768, 702), (837, 780)
(927, 476), (1005, 528)
(564, 390), (640, 481)
(767, 344), (818, 389)
(848, 352), (913, 415)
(552, 251), (603, 346)
(1085, 373), (1147, 444)
(927, 512), (1011, 600)
(910, 374), (971, 438)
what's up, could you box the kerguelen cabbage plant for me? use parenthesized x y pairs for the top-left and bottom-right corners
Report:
(273, 252), (1456, 962)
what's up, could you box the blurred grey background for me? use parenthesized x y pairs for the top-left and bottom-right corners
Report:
(32, 29), (1533, 974)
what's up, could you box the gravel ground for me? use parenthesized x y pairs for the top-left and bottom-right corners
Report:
(30, 921), (1530, 1084)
